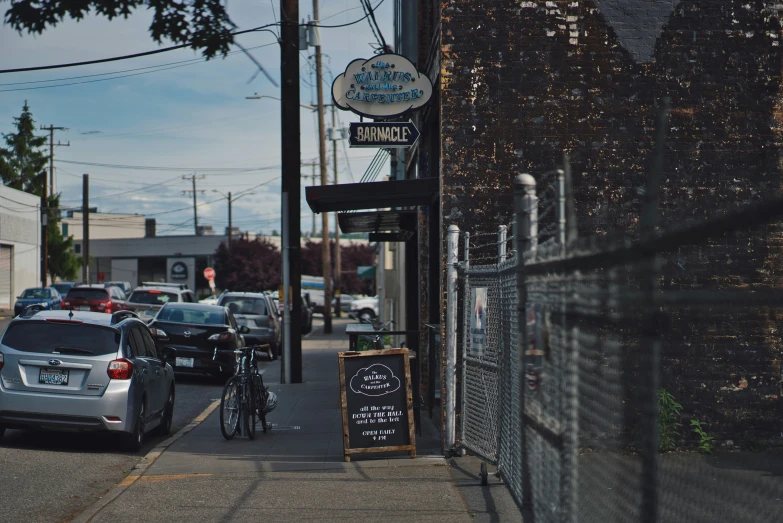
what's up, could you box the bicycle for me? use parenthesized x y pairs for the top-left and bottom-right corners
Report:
(219, 344), (272, 440)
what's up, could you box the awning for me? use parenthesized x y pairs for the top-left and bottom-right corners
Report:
(338, 210), (417, 234)
(305, 178), (438, 213)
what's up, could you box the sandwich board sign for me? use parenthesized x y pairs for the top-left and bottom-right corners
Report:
(338, 348), (416, 461)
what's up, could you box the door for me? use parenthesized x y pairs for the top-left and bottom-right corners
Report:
(140, 326), (166, 416)
(128, 327), (160, 417)
(0, 245), (11, 308)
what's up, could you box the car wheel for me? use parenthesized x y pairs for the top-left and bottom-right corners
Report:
(0, 425), (5, 442)
(122, 401), (145, 452)
(152, 386), (175, 437)
(358, 309), (375, 324)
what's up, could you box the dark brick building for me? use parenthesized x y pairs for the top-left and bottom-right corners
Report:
(404, 1), (783, 444)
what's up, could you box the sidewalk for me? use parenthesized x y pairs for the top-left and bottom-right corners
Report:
(76, 318), (521, 522)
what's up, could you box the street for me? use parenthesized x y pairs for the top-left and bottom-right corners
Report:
(0, 315), (222, 522)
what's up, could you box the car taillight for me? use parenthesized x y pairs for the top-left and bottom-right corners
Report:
(209, 332), (234, 342)
(107, 359), (133, 380)
(99, 301), (113, 313)
(0, 352), (4, 372)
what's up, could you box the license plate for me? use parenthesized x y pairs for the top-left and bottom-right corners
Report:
(175, 357), (194, 368)
(78, 306), (91, 311)
(39, 367), (69, 385)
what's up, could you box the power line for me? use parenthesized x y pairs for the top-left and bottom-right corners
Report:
(55, 159), (281, 172)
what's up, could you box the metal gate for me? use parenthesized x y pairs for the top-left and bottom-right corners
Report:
(0, 245), (11, 309)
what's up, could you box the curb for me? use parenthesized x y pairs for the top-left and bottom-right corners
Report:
(69, 399), (220, 523)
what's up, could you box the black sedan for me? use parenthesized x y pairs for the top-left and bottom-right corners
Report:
(148, 303), (248, 379)
(218, 292), (280, 360)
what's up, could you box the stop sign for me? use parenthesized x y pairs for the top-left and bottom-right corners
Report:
(203, 267), (216, 281)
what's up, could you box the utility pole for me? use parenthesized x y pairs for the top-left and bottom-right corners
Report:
(281, 0), (303, 383)
(82, 174), (89, 284)
(182, 174), (206, 235)
(312, 0), (333, 334)
(41, 175), (48, 287)
(228, 191), (233, 251)
(41, 125), (69, 197)
(331, 106), (342, 318)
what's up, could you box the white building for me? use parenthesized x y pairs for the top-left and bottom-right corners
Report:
(0, 185), (41, 308)
(61, 211), (147, 241)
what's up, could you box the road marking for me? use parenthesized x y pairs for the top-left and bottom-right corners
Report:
(70, 399), (220, 523)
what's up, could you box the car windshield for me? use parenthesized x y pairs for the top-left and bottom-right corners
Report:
(1, 322), (121, 355)
(52, 284), (72, 295)
(66, 288), (108, 300)
(157, 306), (226, 325)
(219, 297), (268, 315)
(129, 290), (177, 305)
(21, 288), (50, 299)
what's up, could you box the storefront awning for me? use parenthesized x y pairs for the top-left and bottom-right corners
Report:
(305, 178), (438, 213)
(338, 210), (417, 234)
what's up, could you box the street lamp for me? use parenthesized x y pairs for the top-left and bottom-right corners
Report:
(246, 93), (317, 111)
(212, 189), (256, 250)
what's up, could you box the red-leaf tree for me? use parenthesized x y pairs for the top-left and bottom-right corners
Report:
(300, 240), (375, 296)
(213, 237), (281, 292)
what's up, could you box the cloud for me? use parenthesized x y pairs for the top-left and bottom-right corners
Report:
(332, 54), (432, 118)
(349, 363), (401, 397)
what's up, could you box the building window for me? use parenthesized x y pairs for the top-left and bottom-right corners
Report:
(62, 223), (69, 236)
(74, 244), (81, 254)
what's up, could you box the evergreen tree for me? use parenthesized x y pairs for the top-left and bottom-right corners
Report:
(0, 101), (47, 195)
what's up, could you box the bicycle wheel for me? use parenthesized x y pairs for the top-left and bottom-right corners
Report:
(220, 377), (240, 440)
(244, 378), (256, 440)
(255, 374), (268, 433)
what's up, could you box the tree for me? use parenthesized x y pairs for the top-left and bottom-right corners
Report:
(0, 101), (47, 195)
(3, 0), (236, 59)
(46, 194), (81, 281)
(300, 239), (375, 296)
(213, 237), (281, 292)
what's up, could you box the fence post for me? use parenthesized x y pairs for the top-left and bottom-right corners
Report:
(498, 225), (507, 263)
(464, 232), (470, 270)
(556, 168), (566, 248)
(515, 174), (536, 509)
(445, 224), (460, 453)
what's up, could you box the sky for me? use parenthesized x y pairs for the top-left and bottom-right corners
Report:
(0, 0), (393, 236)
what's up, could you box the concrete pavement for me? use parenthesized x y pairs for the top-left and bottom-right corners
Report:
(74, 318), (521, 522)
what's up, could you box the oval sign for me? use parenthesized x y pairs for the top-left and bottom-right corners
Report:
(331, 53), (433, 119)
(203, 267), (216, 281)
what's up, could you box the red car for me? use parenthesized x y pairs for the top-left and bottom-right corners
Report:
(62, 286), (127, 314)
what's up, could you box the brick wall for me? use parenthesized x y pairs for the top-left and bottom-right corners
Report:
(438, 0), (783, 443)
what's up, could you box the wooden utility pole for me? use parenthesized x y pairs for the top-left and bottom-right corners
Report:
(41, 125), (69, 197)
(182, 174), (206, 235)
(41, 175), (48, 287)
(82, 174), (89, 284)
(281, 0), (303, 383)
(228, 191), (233, 251)
(331, 106), (342, 318)
(313, 0), (333, 334)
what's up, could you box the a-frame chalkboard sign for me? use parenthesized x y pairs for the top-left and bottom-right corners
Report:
(338, 348), (416, 461)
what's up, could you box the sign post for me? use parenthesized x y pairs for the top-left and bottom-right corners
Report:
(204, 267), (216, 298)
(338, 348), (416, 461)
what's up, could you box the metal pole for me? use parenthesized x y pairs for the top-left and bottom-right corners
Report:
(191, 175), (199, 235)
(312, 165), (317, 235)
(515, 173), (536, 509)
(556, 169), (566, 247)
(498, 225), (507, 263)
(228, 191), (232, 251)
(281, 0), (302, 382)
(445, 224), (460, 453)
(82, 174), (89, 284)
(41, 171), (48, 288)
(332, 105), (342, 318)
(378, 241), (385, 322)
(282, 193), (291, 385)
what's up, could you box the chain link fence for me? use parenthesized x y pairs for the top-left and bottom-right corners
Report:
(448, 100), (783, 522)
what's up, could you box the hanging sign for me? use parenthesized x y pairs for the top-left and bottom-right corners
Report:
(338, 349), (416, 461)
(349, 120), (420, 148)
(332, 53), (433, 119)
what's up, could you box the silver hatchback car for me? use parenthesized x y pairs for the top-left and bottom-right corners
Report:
(0, 310), (175, 451)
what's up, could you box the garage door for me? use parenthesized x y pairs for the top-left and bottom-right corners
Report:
(0, 245), (11, 308)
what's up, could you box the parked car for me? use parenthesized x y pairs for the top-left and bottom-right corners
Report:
(141, 282), (190, 290)
(125, 286), (198, 323)
(332, 294), (355, 313)
(0, 309), (176, 451)
(148, 303), (248, 379)
(218, 292), (280, 359)
(63, 286), (127, 314)
(13, 287), (62, 317)
(51, 282), (79, 297)
(349, 296), (379, 323)
(275, 293), (314, 334)
(105, 281), (132, 295)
